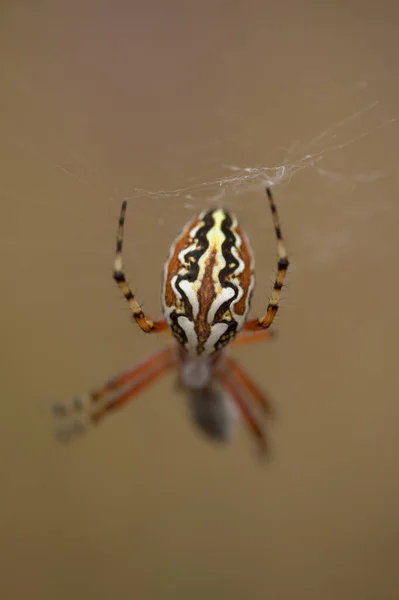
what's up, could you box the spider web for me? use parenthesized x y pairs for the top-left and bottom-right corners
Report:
(119, 100), (396, 206)
(4, 91), (394, 210)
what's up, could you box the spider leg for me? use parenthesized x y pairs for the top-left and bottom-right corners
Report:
(232, 329), (275, 346)
(91, 354), (175, 424)
(114, 200), (167, 333)
(53, 346), (176, 442)
(90, 346), (174, 402)
(218, 370), (267, 453)
(224, 356), (273, 415)
(244, 187), (289, 331)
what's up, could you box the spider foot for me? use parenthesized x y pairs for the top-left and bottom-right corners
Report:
(51, 394), (93, 443)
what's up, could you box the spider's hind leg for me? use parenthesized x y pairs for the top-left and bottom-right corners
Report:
(244, 187), (289, 331)
(113, 200), (167, 333)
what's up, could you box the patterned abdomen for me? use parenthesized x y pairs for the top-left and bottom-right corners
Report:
(162, 209), (255, 355)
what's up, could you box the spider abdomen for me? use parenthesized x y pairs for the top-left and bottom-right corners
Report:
(162, 208), (255, 355)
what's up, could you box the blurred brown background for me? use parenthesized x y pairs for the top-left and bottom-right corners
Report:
(1, 1), (398, 599)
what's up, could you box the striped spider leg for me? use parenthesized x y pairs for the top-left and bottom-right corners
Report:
(243, 187), (290, 332)
(113, 199), (169, 333)
(53, 187), (289, 452)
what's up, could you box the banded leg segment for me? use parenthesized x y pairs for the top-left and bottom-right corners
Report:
(244, 187), (289, 331)
(114, 200), (167, 333)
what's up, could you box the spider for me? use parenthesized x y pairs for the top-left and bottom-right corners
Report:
(53, 187), (289, 452)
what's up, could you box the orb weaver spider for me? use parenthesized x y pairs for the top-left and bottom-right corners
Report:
(53, 187), (289, 452)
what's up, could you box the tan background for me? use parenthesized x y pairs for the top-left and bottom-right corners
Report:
(1, 1), (398, 599)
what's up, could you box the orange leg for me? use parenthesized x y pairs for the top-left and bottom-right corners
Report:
(225, 356), (273, 415)
(91, 346), (173, 402)
(219, 371), (267, 453)
(233, 328), (275, 344)
(92, 354), (175, 423)
(53, 346), (176, 441)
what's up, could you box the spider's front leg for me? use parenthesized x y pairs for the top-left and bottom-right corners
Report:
(52, 346), (176, 442)
(244, 187), (290, 331)
(114, 200), (168, 333)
